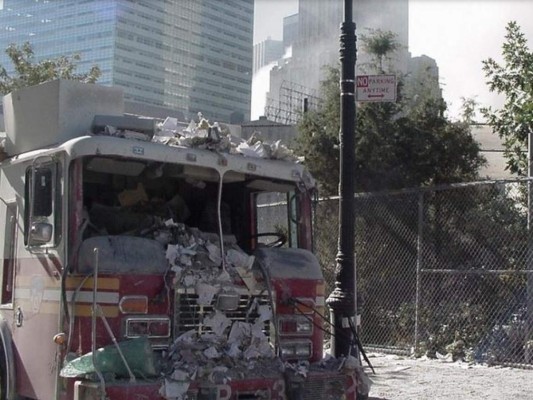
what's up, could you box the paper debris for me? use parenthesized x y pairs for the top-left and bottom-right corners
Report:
(171, 369), (190, 381)
(196, 282), (218, 306)
(204, 310), (231, 336)
(257, 304), (272, 323)
(227, 249), (254, 269)
(159, 379), (190, 400)
(236, 141), (267, 158)
(228, 322), (251, 344)
(206, 242), (222, 265)
(203, 346), (220, 359)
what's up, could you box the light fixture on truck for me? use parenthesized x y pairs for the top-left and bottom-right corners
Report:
(125, 316), (171, 339)
(119, 295), (148, 314)
(279, 316), (313, 335)
(280, 340), (312, 360)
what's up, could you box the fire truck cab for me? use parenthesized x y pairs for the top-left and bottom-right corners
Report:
(0, 80), (358, 400)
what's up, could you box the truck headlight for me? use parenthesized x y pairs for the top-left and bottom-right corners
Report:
(125, 316), (171, 339)
(280, 341), (312, 360)
(279, 316), (313, 336)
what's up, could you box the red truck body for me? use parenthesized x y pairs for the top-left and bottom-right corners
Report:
(0, 80), (358, 400)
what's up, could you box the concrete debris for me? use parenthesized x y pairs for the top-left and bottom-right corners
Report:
(98, 113), (298, 161)
(159, 378), (190, 400)
(118, 220), (278, 398)
(203, 346), (221, 359)
(0, 136), (7, 161)
(101, 124), (153, 142)
(209, 366), (229, 385)
(285, 361), (310, 378)
(163, 325), (279, 399)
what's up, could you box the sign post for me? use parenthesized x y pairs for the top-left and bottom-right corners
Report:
(326, 0), (357, 359)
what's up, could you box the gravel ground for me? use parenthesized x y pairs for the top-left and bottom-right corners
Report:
(365, 353), (533, 400)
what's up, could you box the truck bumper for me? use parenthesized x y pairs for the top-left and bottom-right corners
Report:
(72, 370), (356, 400)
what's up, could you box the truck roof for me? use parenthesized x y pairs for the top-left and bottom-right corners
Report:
(7, 133), (316, 189)
(1, 80), (315, 190)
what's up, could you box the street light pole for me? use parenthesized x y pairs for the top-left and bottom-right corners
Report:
(326, 0), (357, 358)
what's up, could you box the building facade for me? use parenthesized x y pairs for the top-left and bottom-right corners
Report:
(0, 0), (254, 123)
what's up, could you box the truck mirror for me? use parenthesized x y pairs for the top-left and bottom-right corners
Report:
(289, 193), (302, 224)
(33, 168), (53, 217)
(30, 222), (53, 244)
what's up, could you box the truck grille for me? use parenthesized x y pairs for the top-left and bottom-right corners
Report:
(174, 290), (272, 338)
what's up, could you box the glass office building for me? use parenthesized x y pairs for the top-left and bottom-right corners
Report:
(0, 0), (254, 123)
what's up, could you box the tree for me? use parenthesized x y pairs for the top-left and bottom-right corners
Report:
(460, 96), (479, 124)
(359, 28), (401, 74)
(0, 42), (101, 95)
(482, 21), (533, 176)
(295, 31), (485, 196)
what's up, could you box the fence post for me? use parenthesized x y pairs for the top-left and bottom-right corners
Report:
(414, 191), (424, 355)
(524, 132), (533, 364)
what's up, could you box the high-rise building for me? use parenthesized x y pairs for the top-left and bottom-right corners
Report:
(282, 13), (298, 50)
(253, 38), (284, 73)
(0, 0), (254, 123)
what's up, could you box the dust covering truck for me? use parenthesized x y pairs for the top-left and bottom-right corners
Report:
(0, 80), (359, 399)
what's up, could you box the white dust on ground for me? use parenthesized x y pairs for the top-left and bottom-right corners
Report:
(366, 353), (533, 400)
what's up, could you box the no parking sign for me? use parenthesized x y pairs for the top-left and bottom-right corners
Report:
(356, 74), (397, 102)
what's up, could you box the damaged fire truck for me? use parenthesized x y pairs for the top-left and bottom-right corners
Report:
(0, 80), (361, 399)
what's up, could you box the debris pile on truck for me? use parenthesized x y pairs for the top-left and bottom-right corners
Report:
(92, 111), (300, 162)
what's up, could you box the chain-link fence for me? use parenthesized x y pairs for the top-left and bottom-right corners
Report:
(313, 179), (533, 368)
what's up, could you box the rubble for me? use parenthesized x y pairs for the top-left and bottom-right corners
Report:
(95, 220), (278, 398)
(95, 112), (300, 162)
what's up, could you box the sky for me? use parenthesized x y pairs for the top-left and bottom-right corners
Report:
(253, 0), (533, 120)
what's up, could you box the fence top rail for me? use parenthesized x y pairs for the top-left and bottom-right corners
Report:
(316, 177), (533, 202)
(420, 269), (533, 274)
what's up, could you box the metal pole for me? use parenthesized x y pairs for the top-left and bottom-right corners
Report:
(524, 132), (533, 364)
(326, 0), (357, 358)
(414, 192), (424, 355)
(91, 248), (106, 398)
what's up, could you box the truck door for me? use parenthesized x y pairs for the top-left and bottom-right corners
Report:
(1, 201), (17, 306)
(12, 157), (65, 399)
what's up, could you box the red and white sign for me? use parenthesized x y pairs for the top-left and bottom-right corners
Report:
(356, 74), (396, 102)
